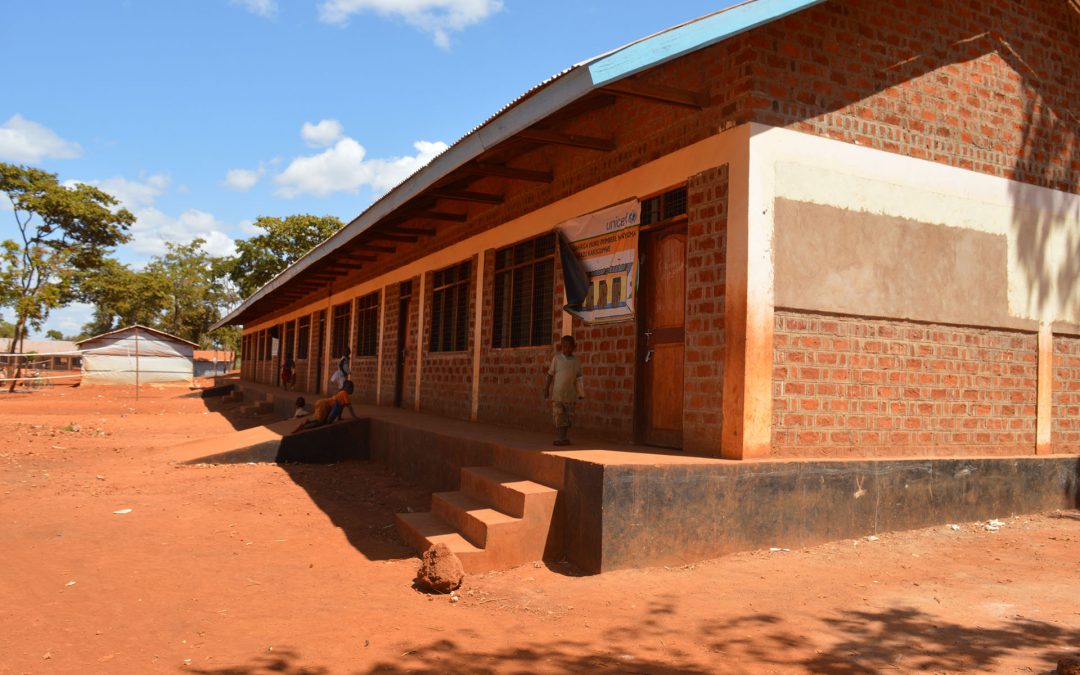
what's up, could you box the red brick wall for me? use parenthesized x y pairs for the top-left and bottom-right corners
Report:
(569, 320), (636, 443)
(772, 311), (1038, 458)
(418, 258), (477, 419)
(753, 0), (1079, 193)
(683, 165), (728, 455)
(1052, 335), (1080, 454)
(400, 278), (420, 410)
(377, 284), (399, 406)
(476, 248), (567, 433)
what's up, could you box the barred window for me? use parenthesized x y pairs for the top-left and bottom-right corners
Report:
(355, 292), (380, 357)
(492, 233), (555, 348)
(331, 302), (351, 359)
(429, 261), (471, 352)
(258, 330), (266, 361)
(282, 321), (295, 360)
(296, 316), (310, 359)
(641, 185), (688, 225)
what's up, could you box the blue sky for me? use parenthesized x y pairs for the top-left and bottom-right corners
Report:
(1, 0), (733, 337)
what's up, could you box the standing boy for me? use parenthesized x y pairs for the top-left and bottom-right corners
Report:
(545, 335), (584, 446)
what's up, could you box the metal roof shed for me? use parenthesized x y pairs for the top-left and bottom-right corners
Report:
(77, 325), (197, 386)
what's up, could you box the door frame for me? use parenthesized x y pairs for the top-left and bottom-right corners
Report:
(634, 218), (688, 448)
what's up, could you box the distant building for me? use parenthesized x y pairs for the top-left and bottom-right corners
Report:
(77, 326), (197, 385)
(193, 350), (235, 378)
(1, 339), (81, 371)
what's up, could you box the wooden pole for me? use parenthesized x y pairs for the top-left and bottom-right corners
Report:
(133, 326), (140, 399)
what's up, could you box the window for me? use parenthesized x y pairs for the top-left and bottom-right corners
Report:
(641, 185), (688, 225)
(282, 321), (295, 360)
(429, 261), (471, 352)
(296, 315), (310, 359)
(331, 302), (351, 359)
(355, 292), (380, 357)
(492, 233), (555, 348)
(258, 330), (266, 361)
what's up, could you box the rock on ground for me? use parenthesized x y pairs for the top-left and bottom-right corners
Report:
(1059, 656), (1080, 675)
(414, 543), (464, 593)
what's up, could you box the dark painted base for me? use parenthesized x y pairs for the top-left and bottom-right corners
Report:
(588, 457), (1080, 572)
(277, 418), (370, 464)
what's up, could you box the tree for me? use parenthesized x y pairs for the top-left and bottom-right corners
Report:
(146, 239), (238, 347)
(77, 258), (170, 337)
(45, 329), (64, 340)
(1, 163), (134, 390)
(227, 214), (341, 297)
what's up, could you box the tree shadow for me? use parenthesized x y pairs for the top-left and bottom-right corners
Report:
(701, 606), (1080, 673)
(187, 648), (328, 675)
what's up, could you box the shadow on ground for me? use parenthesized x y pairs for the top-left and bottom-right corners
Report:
(185, 603), (1080, 674)
(279, 459), (431, 562)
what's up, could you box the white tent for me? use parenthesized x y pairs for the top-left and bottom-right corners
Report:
(77, 326), (196, 385)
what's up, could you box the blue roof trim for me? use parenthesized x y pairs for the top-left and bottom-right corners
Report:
(587, 0), (827, 85)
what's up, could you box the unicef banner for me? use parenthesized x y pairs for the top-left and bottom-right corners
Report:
(558, 200), (640, 324)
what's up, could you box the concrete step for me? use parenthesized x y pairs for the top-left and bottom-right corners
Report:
(431, 491), (520, 548)
(239, 400), (273, 415)
(397, 466), (559, 573)
(395, 512), (488, 572)
(459, 465), (557, 518)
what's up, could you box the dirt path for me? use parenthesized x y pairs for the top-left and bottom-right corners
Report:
(1, 387), (1077, 674)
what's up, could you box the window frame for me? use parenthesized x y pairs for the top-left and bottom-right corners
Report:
(330, 302), (352, 360)
(355, 291), (380, 357)
(296, 315), (310, 360)
(491, 232), (556, 349)
(428, 260), (472, 353)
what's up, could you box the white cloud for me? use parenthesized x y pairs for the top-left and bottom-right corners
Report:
(301, 119), (344, 147)
(274, 132), (447, 198)
(223, 166), (264, 191)
(73, 174), (170, 209)
(230, 0), (278, 18)
(129, 207), (237, 258)
(0, 114), (82, 163)
(318, 0), (503, 48)
(67, 173), (239, 259)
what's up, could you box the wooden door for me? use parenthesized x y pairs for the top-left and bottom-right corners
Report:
(639, 225), (686, 448)
(314, 310), (326, 394)
(394, 296), (410, 407)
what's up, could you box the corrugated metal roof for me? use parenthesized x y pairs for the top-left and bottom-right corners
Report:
(215, 0), (826, 329)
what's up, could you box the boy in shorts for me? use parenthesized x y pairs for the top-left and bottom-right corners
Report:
(544, 335), (584, 446)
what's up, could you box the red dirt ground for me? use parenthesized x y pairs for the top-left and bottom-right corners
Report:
(1, 386), (1078, 674)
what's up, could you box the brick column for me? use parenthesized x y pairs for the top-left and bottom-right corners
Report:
(722, 135), (773, 459)
(1036, 322), (1052, 454)
(414, 272), (426, 411)
(683, 164), (729, 456)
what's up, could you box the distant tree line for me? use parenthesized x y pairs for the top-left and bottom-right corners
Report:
(1, 161), (342, 379)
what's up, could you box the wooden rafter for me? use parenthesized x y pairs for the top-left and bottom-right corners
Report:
(353, 243), (395, 253)
(400, 210), (466, 223)
(385, 224), (438, 235)
(428, 188), (504, 205)
(369, 232), (419, 243)
(602, 79), (707, 109)
(516, 128), (614, 151)
(469, 162), (553, 183)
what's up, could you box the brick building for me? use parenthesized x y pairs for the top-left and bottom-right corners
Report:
(218, 0), (1079, 463)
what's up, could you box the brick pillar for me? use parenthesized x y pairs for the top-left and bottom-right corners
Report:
(683, 164), (729, 456)
(1036, 322), (1052, 454)
(722, 137), (773, 459)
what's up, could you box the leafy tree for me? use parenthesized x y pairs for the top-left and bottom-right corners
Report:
(146, 239), (238, 347)
(77, 258), (170, 337)
(1, 163), (134, 390)
(227, 214), (341, 297)
(0, 318), (13, 339)
(45, 329), (64, 340)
